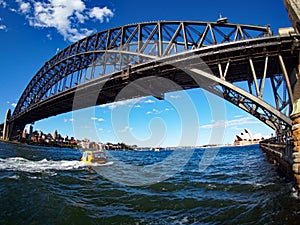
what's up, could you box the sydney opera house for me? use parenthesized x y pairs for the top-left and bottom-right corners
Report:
(233, 129), (265, 146)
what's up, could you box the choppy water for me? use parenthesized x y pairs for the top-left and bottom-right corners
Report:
(1, 141), (300, 224)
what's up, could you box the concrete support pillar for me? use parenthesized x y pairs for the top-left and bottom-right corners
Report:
(284, 0), (300, 33)
(2, 109), (11, 141)
(290, 50), (300, 192)
(290, 52), (300, 191)
(291, 101), (300, 190)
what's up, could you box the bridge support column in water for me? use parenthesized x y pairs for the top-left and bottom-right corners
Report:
(2, 109), (25, 141)
(2, 109), (11, 141)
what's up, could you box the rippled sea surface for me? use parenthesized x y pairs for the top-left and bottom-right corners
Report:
(1, 141), (300, 225)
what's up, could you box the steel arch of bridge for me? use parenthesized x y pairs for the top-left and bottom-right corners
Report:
(10, 21), (299, 133)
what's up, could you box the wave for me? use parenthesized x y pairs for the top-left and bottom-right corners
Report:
(0, 157), (87, 174)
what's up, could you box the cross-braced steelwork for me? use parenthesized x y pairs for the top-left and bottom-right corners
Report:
(7, 21), (300, 138)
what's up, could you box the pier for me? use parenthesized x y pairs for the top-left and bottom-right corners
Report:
(258, 0), (300, 195)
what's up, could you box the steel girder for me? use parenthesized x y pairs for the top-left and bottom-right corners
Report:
(111, 34), (298, 132)
(160, 35), (299, 132)
(12, 21), (270, 118)
(10, 21), (299, 132)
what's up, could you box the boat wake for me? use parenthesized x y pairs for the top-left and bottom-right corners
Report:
(0, 157), (87, 175)
(89, 161), (114, 167)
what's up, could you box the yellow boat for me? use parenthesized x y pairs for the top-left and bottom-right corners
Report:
(80, 150), (107, 165)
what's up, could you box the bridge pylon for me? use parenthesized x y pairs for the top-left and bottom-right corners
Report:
(291, 60), (300, 192)
(282, 0), (300, 194)
(284, 0), (300, 33)
(2, 109), (11, 141)
(2, 109), (25, 141)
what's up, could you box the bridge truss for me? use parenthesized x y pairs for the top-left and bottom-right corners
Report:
(9, 21), (300, 137)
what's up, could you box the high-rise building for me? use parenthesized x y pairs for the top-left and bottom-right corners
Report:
(29, 125), (33, 138)
(22, 129), (27, 139)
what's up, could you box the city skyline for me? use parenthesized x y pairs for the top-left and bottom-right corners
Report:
(0, 0), (292, 147)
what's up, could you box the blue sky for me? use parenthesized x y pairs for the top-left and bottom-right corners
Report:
(0, 0), (292, 147)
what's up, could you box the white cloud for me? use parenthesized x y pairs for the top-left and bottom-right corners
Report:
(119, 126), (133, 133)
(3, 0), (114, 42)
(101, 98), (144, 110)
(200, 117), (260, 129)
(0, 17), (7, 31)
(146, 108), (162, 115)
(89, 6), (113, 23)
(169, 95), (180, 99)
(6, 101), (16, 107)
(0, 24), (7, 31)
(165, 107), (173, 112)
(16, 0), (30, 14)
(0, 0), (7, 8)
(29, 0), (92, 42)
(153, 109), (162, 114)
(144, 99), (155, 104)
(9, 7), (17, 13)
(46, 33), (52, 40)
(64, 117), (74, 123)
(234, 115), (244, 118)
(90, 117), (104, 122)
(108, 103), (118, 110)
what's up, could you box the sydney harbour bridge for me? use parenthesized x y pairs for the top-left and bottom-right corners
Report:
(2, 0), (300, 189)
(3, 19), (299, 138)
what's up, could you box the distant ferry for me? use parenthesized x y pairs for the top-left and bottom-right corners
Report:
(150, 147), (163, 152)
(154, 147), (160, 152)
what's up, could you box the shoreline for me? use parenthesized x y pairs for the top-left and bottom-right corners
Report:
(0, 139), (78, 149)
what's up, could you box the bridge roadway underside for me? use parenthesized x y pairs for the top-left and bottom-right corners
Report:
(10, 35), (300, 137)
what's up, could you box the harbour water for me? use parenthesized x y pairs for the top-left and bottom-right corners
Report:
(1, 141), (300, 224)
